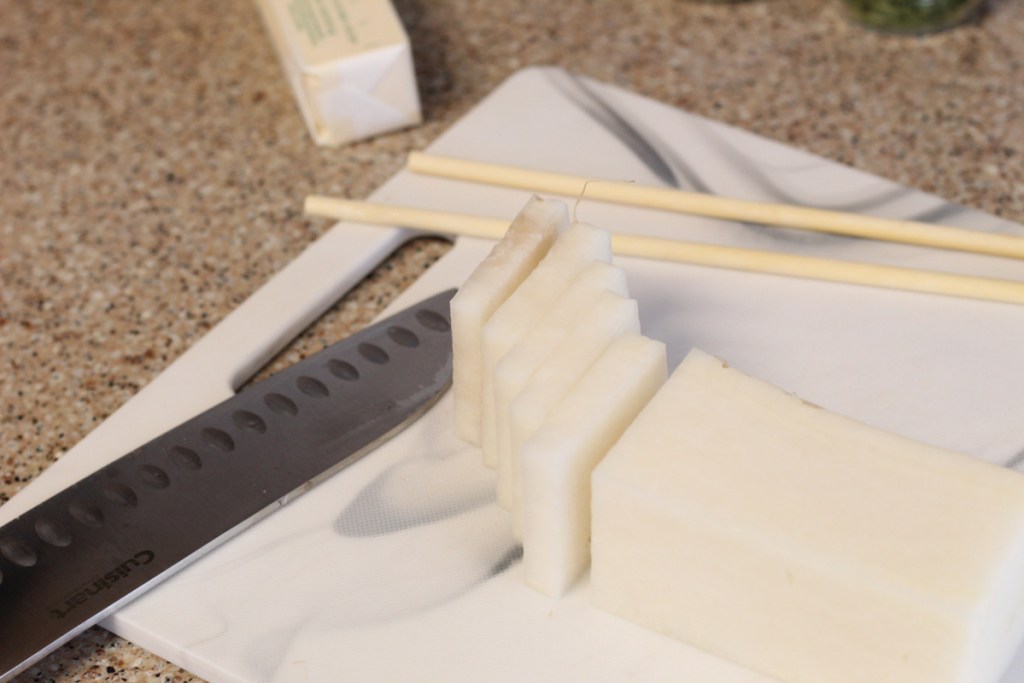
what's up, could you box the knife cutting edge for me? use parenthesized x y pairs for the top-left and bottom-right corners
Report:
(0, 288), (456, 682)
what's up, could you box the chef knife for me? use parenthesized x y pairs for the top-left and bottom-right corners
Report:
(0, 288), (456, 682)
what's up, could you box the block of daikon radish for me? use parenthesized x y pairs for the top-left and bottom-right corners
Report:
(591, 348), (1024, 683)
(480, 222), (612, 468)
(521, 334), (666, 598)
(492, 261), (628, 493)
(505, 290), (639, 524)
(450, 196), (568, 445)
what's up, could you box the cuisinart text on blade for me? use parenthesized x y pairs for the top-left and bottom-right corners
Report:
(0, 289), (456, 682)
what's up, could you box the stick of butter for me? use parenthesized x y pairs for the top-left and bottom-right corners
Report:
(592, 348), (1024, 683)
(255, 0), (421, 146)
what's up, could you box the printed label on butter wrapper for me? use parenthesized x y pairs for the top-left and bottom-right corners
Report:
(256, 0), (421, 146)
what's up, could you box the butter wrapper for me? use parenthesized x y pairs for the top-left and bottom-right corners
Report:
(255, 0), (422, 146)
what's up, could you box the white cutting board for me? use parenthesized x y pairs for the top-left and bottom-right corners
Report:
(6, 66), (1024, 682)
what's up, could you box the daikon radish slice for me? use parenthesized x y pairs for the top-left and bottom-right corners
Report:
(480, 222), (612, 468)
(450, 196), (568, 445)
(493, 261), (628, 492)
(521, 334), (666, 598)
(592, 348), (1024, 683)
(505, 290), (639, 524)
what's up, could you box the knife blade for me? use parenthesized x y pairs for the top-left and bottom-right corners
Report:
(0, 288), (456, 682)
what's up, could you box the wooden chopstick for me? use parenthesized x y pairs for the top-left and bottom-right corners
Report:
(406, 152), (1024, 261)
(303, 196), (1024, 306)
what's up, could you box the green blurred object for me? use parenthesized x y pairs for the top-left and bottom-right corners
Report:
(841, 0), (985, 33)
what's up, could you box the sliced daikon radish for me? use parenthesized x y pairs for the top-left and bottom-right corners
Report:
(480, 222), (612, 468)
(521, 334), (666, 598)
(492, 261), (628, 490)
(450, 196), (568, 445)
(505, 290), (639, 524)
(592, 348), (1024, 683)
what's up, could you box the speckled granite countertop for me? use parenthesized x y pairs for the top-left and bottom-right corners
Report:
(1, 0), (1022, 680)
